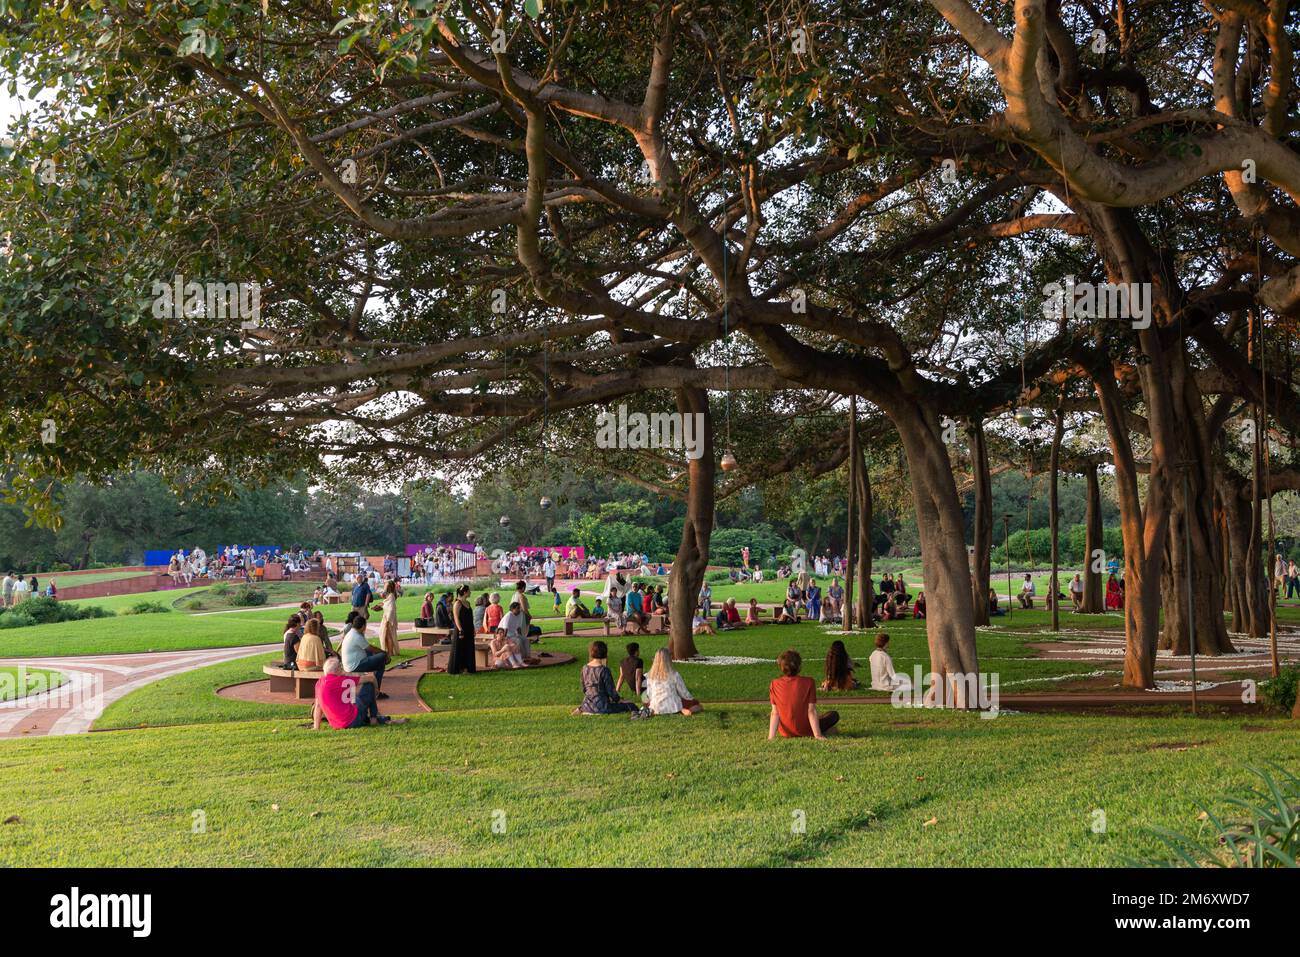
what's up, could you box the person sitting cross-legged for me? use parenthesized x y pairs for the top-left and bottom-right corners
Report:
(312, 656), (408, 730)
(566, 587), (591, 619)
(768, 649), (838, 739)
(641, 647), (703, 717)
(489, 627), (525, 669)
(572, 640), (639, 715)
(340, 615), (390, 699)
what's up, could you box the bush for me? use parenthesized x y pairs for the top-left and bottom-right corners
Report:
(1260, 667), (1300, 715)
(705, 570), (733, 583)
(122, 601), (170, 615)
(0, 598), (113, 629)
(208, 582), (230, 596)
(228, 585), (268, 607)
(181, 598), (205, 611)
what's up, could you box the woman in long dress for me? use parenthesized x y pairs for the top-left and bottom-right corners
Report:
(375, 580), (401, 658)
(446, 585), (477, 674)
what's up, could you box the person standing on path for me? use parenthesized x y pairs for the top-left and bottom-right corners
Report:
(374, 579), (400, 658)
(350, 573), (372, 617)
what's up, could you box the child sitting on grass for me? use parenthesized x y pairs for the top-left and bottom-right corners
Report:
(573, 640), (639, 715)
(615, 641), (644, 697)
(746, 598), (761, 625)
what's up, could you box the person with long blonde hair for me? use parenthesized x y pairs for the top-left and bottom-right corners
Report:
(642, 647), (702, 717)
(371, 579), (401, 658)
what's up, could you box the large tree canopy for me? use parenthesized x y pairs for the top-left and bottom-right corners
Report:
(3, 0), (1300, 693)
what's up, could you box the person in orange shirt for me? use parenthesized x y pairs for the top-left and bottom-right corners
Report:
(768, 649), (839, 739)
(483, 592), (505, 633)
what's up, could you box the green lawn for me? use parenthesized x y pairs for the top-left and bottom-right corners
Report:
(0, 665), (64, 702)
(0, 612), (279, 658)
(1, 703), (1297, 866)
(48, 570), (154, 588)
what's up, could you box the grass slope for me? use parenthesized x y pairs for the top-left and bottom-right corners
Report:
(0, 705), (1296, 866)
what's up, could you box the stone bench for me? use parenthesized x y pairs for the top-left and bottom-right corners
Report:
(562, 617), (613, 636)
(416, 627), (493, 670)
(262, 665), (371, 699)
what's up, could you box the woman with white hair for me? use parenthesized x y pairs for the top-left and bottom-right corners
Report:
(641, 647), (703, 717)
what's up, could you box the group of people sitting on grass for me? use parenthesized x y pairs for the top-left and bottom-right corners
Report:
(571, 632), (908, 736)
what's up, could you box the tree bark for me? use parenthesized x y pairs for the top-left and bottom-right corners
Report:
(894, 401), (980, 706)
(1158, 352), (1235, 655)
(968, 418), (992, 626)
(1219, 469), (1269, 637)
(1049, 404), (1064, 631)
(1081, 462), (1105, 613)
(843, 397), (858, 632)
(667, 387), (713, 660)
(855, 440), (874, 628)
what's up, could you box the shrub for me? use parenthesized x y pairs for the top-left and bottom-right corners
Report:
(122, 601), (170, 615)
(181, 598), (205, 611)
(1260, 667), (1300, 715)
(229, 585), (268, 607)
(1133, 765), (1300, 867)
(208, 582), (230, 596)
(0, 599), (113, 629)
(705, 570), (732, 583)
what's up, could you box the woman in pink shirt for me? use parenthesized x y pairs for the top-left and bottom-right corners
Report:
(312, 658), (406, 729)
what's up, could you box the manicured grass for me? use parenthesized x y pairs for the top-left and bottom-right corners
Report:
(47, 570), (154, 588)
(65, 586), (210, 614)
(174, 582), (320, 613)
(1, 704), (1296, 866)
(96, 650), (423, 730)
(0, 612), (279, 658)
(0, 665), (64, 701)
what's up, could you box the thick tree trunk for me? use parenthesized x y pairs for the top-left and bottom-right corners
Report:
(855, 441), (873, 628)
(667, 387), (713, 660)
(1081, 463), (1105, 613)
(1159, 489), (1235, 654)
(968, 418), (992, 626)
(1159, 356), (1234, 655)
(895, 402), (980, 706)
(1219, 470), (1269, 637)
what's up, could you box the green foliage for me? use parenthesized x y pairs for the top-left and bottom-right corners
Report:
(228, 585), (268, 607)
(1133, 766), (1300, 868)
(122, 600), (170, 615)
(1260, 667), (1300, 715)
(0, 596), (112, 628)
(181, 598), (205, 611)
(207, 582), (230, 596)
(992, 524), (1124, 567)
(708, 524), (793, 567)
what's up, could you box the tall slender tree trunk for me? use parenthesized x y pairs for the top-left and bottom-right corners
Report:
(667, 387), (713, 660)
(894, 401), (979, 706)
(1049, 405), (1064, 631)
(1081, 463), (1105, 613)
(855, 440), (873, 628)
(843, 397), (857, 632)
(969, 418), (992, 626)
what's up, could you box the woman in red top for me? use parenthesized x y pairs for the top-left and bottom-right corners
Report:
(768, 649), (838, 739)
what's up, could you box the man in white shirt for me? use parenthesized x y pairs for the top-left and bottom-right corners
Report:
(341, 617), (389, 695)
(1018, 574), (1036, 609)
(500, 601), (530, 658)
(1069, 573), (1084, 611)
(543, 556), (557, 593)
